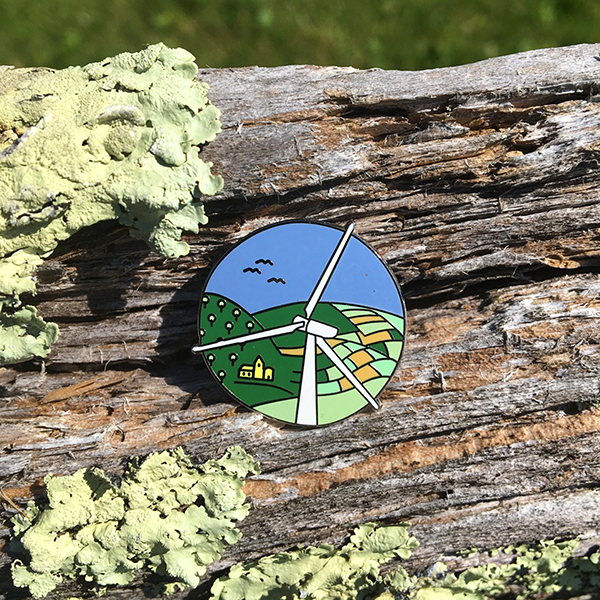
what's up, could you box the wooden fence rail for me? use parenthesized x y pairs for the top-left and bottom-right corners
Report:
(1, 43), (600, 599)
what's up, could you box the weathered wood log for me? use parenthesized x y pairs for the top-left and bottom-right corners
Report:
(1, 43), (600, 598)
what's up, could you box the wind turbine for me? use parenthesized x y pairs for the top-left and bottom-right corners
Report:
(192, 222), (380, 426)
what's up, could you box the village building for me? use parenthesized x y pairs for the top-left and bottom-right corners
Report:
(238, 355), (274, 381)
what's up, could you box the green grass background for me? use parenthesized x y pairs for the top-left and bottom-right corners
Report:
(1, 0), (600, 71)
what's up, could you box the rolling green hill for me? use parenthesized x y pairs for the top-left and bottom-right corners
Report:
(198, 293), (404, 425)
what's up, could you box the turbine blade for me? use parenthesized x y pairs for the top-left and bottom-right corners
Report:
(316, 337), (381, 410)
(192, 321), (303, 354)
(304, 222), (355, 319)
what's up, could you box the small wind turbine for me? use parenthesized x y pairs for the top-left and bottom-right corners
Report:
(192, 222), (380, 426)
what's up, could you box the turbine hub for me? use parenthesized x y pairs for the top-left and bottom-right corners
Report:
(293, 315), (338, 338)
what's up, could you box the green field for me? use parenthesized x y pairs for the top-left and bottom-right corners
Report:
(2, 0), (600, 71)
(198, 292), (404, 424)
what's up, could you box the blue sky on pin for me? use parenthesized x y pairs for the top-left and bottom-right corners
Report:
(206, 221), (402, 315)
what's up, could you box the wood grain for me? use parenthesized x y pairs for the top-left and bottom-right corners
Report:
(1, 44), (600, 599)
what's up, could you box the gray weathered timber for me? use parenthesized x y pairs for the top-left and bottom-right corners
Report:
(1, 44), (600, 599)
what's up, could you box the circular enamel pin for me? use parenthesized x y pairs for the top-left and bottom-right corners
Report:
(192, 221), (405, 426)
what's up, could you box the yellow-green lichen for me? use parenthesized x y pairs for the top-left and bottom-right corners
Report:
(414, 539), (600, 600)
(10, 446), (259, 598)
(210, 522), (420, 600)
(210, 529), (600, 600)
(0, 42), (223, 365)
(0, 304), (58, 365)
(11, 458), (600, 600)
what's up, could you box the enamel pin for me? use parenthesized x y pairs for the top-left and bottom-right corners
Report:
(192, 221), (405, 426)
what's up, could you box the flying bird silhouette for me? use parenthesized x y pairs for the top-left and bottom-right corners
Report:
(267, 277), (286, 284)
(243, 267), (261, 274)
(255, 258), (274, 266)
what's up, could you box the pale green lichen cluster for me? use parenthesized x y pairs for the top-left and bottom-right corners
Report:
(210, 522), (420, 600)
(414, 539), (600, 600)
(0, 43), (223, 365)
(10, 446), (259, 598)
(210, 530), (600, 600)
(10, 472), (600, 600)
